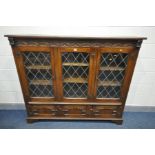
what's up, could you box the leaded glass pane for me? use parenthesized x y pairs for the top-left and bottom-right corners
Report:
(22, 52), (53, 97)
(97, 53), (128, 98)
(62, 52), (89, 98)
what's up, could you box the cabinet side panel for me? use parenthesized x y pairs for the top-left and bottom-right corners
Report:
(120, 48), (140, 115)
(12, 47), (30, 102)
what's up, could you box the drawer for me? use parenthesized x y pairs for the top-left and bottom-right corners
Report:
(27, 104), (121, 118)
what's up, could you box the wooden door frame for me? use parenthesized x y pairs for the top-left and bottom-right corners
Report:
(12, 46), (57, 103)
(56, 47), (96, 102)
(93, 47), (137, 104)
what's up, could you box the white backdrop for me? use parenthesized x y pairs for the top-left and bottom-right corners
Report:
(0, 26), (155, 107)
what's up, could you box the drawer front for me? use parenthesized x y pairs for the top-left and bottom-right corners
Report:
(28, 104), (121, 118)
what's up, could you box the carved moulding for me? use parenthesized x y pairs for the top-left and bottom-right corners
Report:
(9, 38), (138, 48)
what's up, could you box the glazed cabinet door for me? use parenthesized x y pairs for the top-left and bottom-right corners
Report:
(56, 48), (96, 101)
(94, 47), (136, 103)
(13, 46), (56, 102)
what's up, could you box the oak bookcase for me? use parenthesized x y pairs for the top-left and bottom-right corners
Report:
(5, 35), (146, 124)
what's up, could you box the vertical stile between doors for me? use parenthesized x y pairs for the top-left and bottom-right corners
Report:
(87, 48), (98, 100)
(50, 47), (57, 100)
(93, 49), (101, 99)
(54, 47), (64, 100)
(87, 48), (94, 99)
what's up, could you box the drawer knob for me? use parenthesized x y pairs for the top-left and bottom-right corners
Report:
(50, 109), (57, 112)
(50, 109), (57, 116)
(93, 110), (100, 115)
(81, 109), (87, 116)
(62, 109), (69, 112)
(33, 110), (39, 115)
(62, 109), (69, 116)
(113, 110), (117, 113)
(112, 110), (117, 116)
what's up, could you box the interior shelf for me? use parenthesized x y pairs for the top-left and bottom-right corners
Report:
(62, 62), (89, 67)
(26, 65), (51, 70)
(64, 77), (88, 83)
(98, 80), (121, 86)
(99, 66), (124, 71)
(30, 80), (52, 85)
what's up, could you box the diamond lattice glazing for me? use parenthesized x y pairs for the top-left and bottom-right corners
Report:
(22, 52), (53, 97)
(62, 52), (89, 98)
(97, 53), (128, 98)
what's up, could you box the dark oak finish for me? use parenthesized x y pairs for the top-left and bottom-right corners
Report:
(5, 35), (146, 124)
